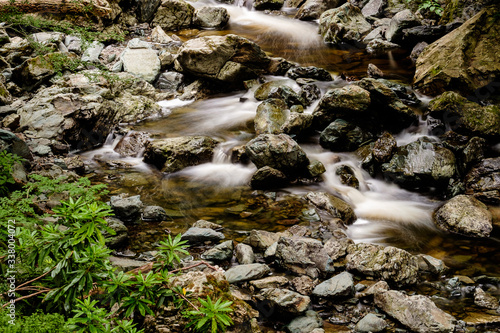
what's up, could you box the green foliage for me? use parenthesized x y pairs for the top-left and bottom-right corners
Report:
(185, 296), (233, 333)
(407, 0), (443, 16)
(156, 233), (190, 269)
(0, 151), (24, 196)
(0, 310), (66, 333)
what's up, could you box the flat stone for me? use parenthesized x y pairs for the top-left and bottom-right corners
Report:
(312, 271), (354, 298)
(224, 263), (271, 284)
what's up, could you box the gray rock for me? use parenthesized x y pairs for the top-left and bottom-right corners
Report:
(250, 276), (289, 289)
(192, 220), (223, 230)
(366, 38), (401, 55)
(255, 99), (289, 135)
(312, 271), (354, 298)
(182, 227), (225, 243)
(464, 157), (500, 203)
(295, 0), (344, 21)
(367, 63), (383, 78)
(434, 195), (493, 238)
(319, 3), (372, 44)
(320, 119), (373, 152)
(142, 205), (168, 222)
(65, 35), (82, 54)
(305, 192), (356, 224)
(323, 236), (353, 261)
(201, 240), (234, 261)
(121, 42), (161, 83)
(109, 256), (147, 271)
(157, 71), (184, 92)
(418, 254), (447, 274)
(104, 217), (129, 248)
(347, 243), (419, 286)
(362, 26), (386, 43)
(150, 26), (174, 44)
(385, 9), (420, 43)
(264, 241), (278, 258)
(361, 0), (386, 17)
(410, 41), (428, 62)
(474, 287), (500, 310)
(243, 229), (281, 251)
(374, 290), (456, 333)
(254, 0), (284, 10)
(224, 263), (271, 283)
(286, 66), (332, 81)
(82, 41), (105, 63)
(256, 288), (311, 314)
(151, 0), (195, 31)
(114, 131), (150, 158)
(0, 129), (32, 161)
(356, 281), (390, 298)
(235, 243), (255, 265)
(110, 195), (144, 221)
(287, 310), (323, 333)
(355, 313), (388, 333)
(193, 6), (229, 29)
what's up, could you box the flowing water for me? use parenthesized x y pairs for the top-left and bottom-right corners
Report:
(81, 1), (500, 329)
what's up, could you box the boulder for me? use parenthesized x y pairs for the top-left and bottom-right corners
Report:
(361, 0), (386, 17)
(224, 263), (271, 284)
(355, 313), (388, 333)
(347, 243), (419, 286)
(114, 131), (150, 158)
(254, 99), (289, 135)
(381, 137), (457, 190)
(151, 0), (195, 31)
(295, 0), (345, 21)
(253, 0), (284, 10)
(0, 129), (32, 161)
(286, 66), (333, 81)
(367, 63), (383, 78)
(182, 227), (225, 243)
(157, 71), (184, 92)
(323, 236), (353, 261)
(410, 41), (428, 62)
(243, 229), (282, 251)
(374, 290), (456, 333)
(193, 6), (229, 29)
(474, 287), (500, 310)
(312, 271), (354, 298)
(287, 310), (323, 333)
(104, 217), (129, 248)
(401, 25), (447, 46)
(235, 243), (255, 264)
(320, 119), (373, 152)
(385, 9), (420, 43)
(175, 34), (270, 83)
(335, 164), (360, 188)
(120, 39), (161, 83)
(372, 131), (396, 163)
(434, 195), (493, 237)
(142, 205), (168, 222)
(143, 136), (220, 173)
(250, 166), (288, 190)
(201, 240), (234, 261)
(81, 41), (104, 63)
(282, 113), (314, 137)
(256, 288), (311, 314)
(365, 38), (401, 55)
(464, 157), (500, 203)
(110, 195), (144, 221)
(137, 0), (162, 22)
(306, 191), (356, 224)
(300, 83), (321, 106)
(319, 3), (372, 44)
(150, 26), (174, 44)
(414, 7), (500, 96)
(291, 275), (316, 295)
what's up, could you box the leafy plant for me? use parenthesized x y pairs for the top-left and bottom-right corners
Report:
(0, 310), (66, 333)
(185, 296), (233, 333)
(0, 151), (24, 196)
(156, 233), (190, 269)
(407, 0), (443, 16)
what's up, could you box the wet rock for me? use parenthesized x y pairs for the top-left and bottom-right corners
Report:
(319, 3), (372, 44)
(361, 0), (386, 17)
(320, 119), (373, 152)
(401, 25), (447, 46)
(275, 236), (332, 278)
(286, 66), (332, 81)
(256, 288), (311, 314)
(201, 240), (234, 261)
(410, 41), (428, 62)
(142, 206), (168, 222)
(235, 243), (255, 264)
(157, 71), (184, 92)
(250, 276), (289, 289)
(295, 0), (344, 21)
(104, 217), (129, 248)
(347, 243), (419, 286)
(428, 92), (500, 139)
(250, 166), (288, 190)
(306, 191), (356, 225)
(464, 157), (500, 203)
(243, 229), (281, 251)
(417, 254), (447, 275)
(385, 9), (420, 43)
(381, 137), (456, 190)
(323, 236), (353, 261)
(120, 39), (161, 83)
(193, 6), (229, 29)
(312, 271), (354, 298)
(367, 63), (383, 78)
(414, 7), (500, 96)
(192, 220), (222, 230)
(143, 136), (220, 173)
(372, 132), (396, 163)
(366, 38), (401, 55)
(181, 227), (225, 243)
(434, 195), (493, 238)
(114, 131), (150, 158)
(224, 263), (271, 284)
(254, 99), (289, 135)
(282, 113), (314, 137)
(287, 310), (323, 333)
(245, 133), (310, 177)
(151, 0), (195, 31)
(335, 164), (360, 189)
(175, 34), (270, 83)
(110, 195), (144, 221)
(374, 290), (456, 333)
(378, 79), (421, 106)
(355, 313), (388, 333)
(254, 0), (284, 10)
(474, 287), (500, 309)
(300, 83), (321, 106)
(150, 26), (174, 44)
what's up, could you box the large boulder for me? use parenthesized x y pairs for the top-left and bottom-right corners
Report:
(434, 195), (493, 237)
(385, 9), (420, 43)
(374, 290), (456, 333)
(295, 0), (345, 21)
(120, 39), (161, 83)
(347, 243), (419, 286)
(254, 99), (289, 135)
(464, 157), (500, 203)
(319, 3), (372, 44)
(193, 6), (229, 29)
(319, 119), (373, 152)
(175, 34), (270, 83)
(413, 7), (500, 96)
(306, 191), (356, 224)
(151, 0), (195, 31)
(143, 136), (220, 173)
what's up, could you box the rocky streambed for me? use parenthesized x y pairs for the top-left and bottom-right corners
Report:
(1, 0), (500, 332)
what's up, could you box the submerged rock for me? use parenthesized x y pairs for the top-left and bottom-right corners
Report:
(319, 3), (372, 44)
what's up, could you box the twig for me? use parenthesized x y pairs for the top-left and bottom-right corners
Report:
(169, 261), (219, 274)
(16, 266), (56, 290)
(2, 289), (52, 308)
(172, 289), (199, 312)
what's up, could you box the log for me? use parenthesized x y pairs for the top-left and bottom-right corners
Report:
(0, 0), (113, 18)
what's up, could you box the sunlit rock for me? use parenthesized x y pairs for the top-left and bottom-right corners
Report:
(193, 6), (229, 29)
(151, 0), (195, 31)
(319, 3), (372, 44)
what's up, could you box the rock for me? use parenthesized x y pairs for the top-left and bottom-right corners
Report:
(434, 195), (493, 237)
(245, 134), (310, 177)
(385, 9), (420, 43)
(235, 243), (255, 264)
(347, 243), (419, 286)
(275, 236), (332, 278)
(151, 0), (195, 31)
(138, 0), (162, 22)
(171, 270), (226, 297)
(367, 63), (383, 78)
(243, 229), (281, 251)
(150, 26), (174, 44)
(250, 166), (288, 190)
(414, 7), (500, 96)
(323, 236), (352, 261)
(378, 79), (421, 106)
(192, 220), (222, 230)
(143, 136), (220, 173)
(0, 129), (32, 161)
(410, 41), (428, 62)
(142, 206), (168, 222)
(193, 6), (229, 29)
(2, 113), (19, 129)
(104, 217), (129, 248)
(381, 137), (457, 190)
(121, 39), (161, 83)
(109, 256), (147, 271)
(254, 99), (289, 135)
(254, 0), (284, 10)
(320, 119), (373, 152)
(356, 281), (390, 298)
(295, 0), (344, 21)
(291, 275), (316, 295)
(300, 83), (321, 106)
(287, 310), (323, 333)
(366, 38), (401, 55)
(418, 254), (447, 274)
(306, 192), (356, 224)
(282, 113), (314, 137)
(175, 34), (270, 83)
(312, 271), (354, 298)
(264, 242), (278, 258)
(374, 290), (456, 333)
(307, 160), (326, 178)
(355, 313), (388, 333)
(65, 35), (82, 54)
(250, 276), (289, 289)
(361, 0), (386, 17)
(286, 66), (332, 81)
(440, 0), (496, 25)
(201, 240), (234, 261)
(82, 41), (105, 62)
(157, 71), (184, 92)
(335, 165), (360, 188)
(256, 288), (311, 314)
(474, 287), (500, 309)
(64, 156), (85, 174)
(110, 195), (143, 221)
(464, 157), (500, 203)
(224, 263), (271, 283)
(182, 227), (225, 243)
(401, 25), (447, 46)
(372, 132), (396, 163)
(11, 53), (60, 91)
(362, 26), (386, 43)
(319, 3), (372, 44)
(428, 92), (500, 138)
(114, 131), (150, 158)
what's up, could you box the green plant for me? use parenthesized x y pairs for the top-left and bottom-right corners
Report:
(407, 0), (443, 16)
(0, 310), (66, 333)
(0, 151), (24, 196)
(185, 296), (233, 333)
(156, 233), (190, 269)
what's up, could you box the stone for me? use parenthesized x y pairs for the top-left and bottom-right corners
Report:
(151, 0), (195, 31)
(464, 157), (500, 203)
(109, 256), (147, 271)
(320, 119), (373, 152)
(374, 290), (456, 333)
(287, 310), (323, 333)
(312, 271), (354, 298)
(142, 206), (168, 222)
(193, 6), (230, 29)
(355, 313), (388, 333)
(110, 195), (143, 221)
(254, 99), (289, 135)
(64, 156), (85, 174)
(300, 83), (321, 106)
(372, 132), (396, 163)
(282, 113), (314, 137)
(224, 263), (271, 283)
(235, 243), (255, 264)
(192, 220), (222, 230)
(171, 270), (226, 298)
(474, 287), (500, 309)
(414, 7), (500, 96)
(291, 275), (316, 295)
(250, 276), (289, 289)
(286, 66), (332, 81)
(157, 71), (184, 92)
(295, 0), (344, 21)
(410, 41), (428, 62)
(323, 236), (353, 261)
(201, 240), (234, 261)
(0, 129), (32, 161)
(253, 0), (284, 11)
(367, 63), (383, 78)
(401, 25), (447, 46)
(356, 281), (390, 298)
(361, 0), (386, 17)
(243, 229), (281, 251)
(319, 3), (372, 44)
(256, 288), (311, 314)
(143, 136), (220, 173)
(121, 42), (161, 83)
(82, 41), (105, 63)
(138, 0), (162, 22)
(306, 192), (356, 224)
(434, 195), (493, 238)
(418, 254), (447, 274)
(182, 227), (225, 243)
(366, 38), (401, 55)
(385, 9), (420, 43)
(150, 26), (174, 44)
(250, 166), (288, 190)
(347, 243), (419, 286)
(114, 131), (150, 158)
(104, 217), (129, 248)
